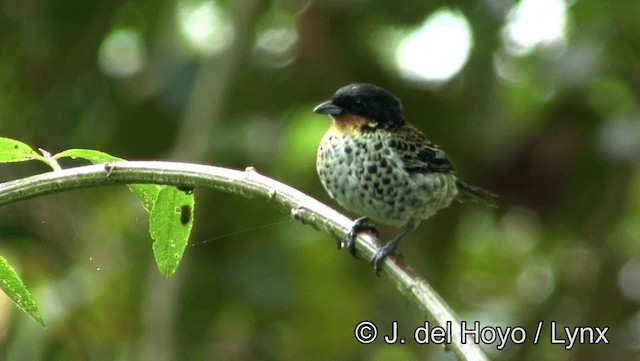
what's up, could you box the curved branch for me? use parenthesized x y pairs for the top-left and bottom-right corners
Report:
(0, 161), (488, 361)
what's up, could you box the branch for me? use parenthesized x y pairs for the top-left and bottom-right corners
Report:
(0, 161), (489, 361)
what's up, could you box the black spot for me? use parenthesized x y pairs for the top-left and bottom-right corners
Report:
(178, 205), (191, 225)
(363, 184), (369, 190)
(382, 177), (391, 185)
(380, 159), (388, 167)
(177, 185), (194, 195)
(388, 140), (397, 147)
(367, 165), (378, 174)
(374, 142), (383, 150)
(409, 144), (416, 152)
(344, 145), (352, 154)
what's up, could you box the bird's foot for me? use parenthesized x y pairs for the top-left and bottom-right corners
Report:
(371, 242), (401, 275)
(342, 216), (378, 259)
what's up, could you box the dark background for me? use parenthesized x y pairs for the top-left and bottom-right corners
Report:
(1, 0), (639, 360)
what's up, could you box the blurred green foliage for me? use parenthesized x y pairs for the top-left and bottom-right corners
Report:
(1, 0), (639, 360)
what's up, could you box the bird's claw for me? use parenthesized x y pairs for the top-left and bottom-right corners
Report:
(371, 242), (402, 275)
(342, 216), (378, 259)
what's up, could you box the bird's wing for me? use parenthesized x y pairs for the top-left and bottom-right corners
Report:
(388, 124), (456, 174)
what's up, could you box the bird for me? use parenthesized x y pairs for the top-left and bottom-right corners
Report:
(313, 83), (499, 274)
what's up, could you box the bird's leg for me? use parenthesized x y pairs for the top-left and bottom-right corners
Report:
(371, 218), (420, 275)
(343, 216), (379, 258)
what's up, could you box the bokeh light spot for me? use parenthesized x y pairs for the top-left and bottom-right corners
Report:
(395, 8), (473, 84)
(176, 0), (235, 57)
(98, 28), (147, 78)
(619, 257), (640, 302)
(502, 0), (569, 56)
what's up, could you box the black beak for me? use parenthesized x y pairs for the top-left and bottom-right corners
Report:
(313, 100), (344, 115)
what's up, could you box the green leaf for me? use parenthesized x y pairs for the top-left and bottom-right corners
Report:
(128, 184), (161, 213)
(0, 137), (45, 163)
(149, 187), (195, 279)
(54, 148), (124, 164)
(55, 148), (160, 212)
(0, 256), (44, 326)
(56, 148), (196, 278)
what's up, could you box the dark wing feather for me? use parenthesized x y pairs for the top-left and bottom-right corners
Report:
(413, 147), (455, 172)
(388, 124), (455, 174)
(455, 180), (500, 207)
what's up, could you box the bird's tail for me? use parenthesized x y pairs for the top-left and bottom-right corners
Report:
(456, 180), (500, 208)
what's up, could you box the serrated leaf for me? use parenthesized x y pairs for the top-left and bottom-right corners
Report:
(55, 148), (160, 212)
(0, 256), (44, 326)
(0, 137), (45, 163)
(149, 187), (195, 279)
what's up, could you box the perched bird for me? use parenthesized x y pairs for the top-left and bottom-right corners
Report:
(314, 83), (498, 274)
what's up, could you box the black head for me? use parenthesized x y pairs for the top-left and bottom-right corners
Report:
(313, 83), (405, 130)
